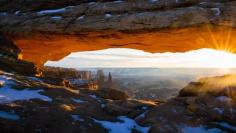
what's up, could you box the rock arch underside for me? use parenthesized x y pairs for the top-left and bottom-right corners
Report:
(1, 0), (236, 71)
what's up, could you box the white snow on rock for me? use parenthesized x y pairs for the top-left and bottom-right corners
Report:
(216, 96), (232, 103)
(89, 94), (98, 99)
(211, 8), (221, 16)
(149, 0), (158, 3)
(77, 15), (85, 20)
(89, 94), (103, 103)
(113, 0), (124, 3)
(71, 98), (85, 103)
(88, 2), (96, 5)
(37, 6), (73, 15)
(93, 116), (150, 133)
(135, 111), (148, 120)
(142, 106), (148, 110)
(213, 107), (224, 115)
(181, 125), (224, 133)
(105, 13), (112, 18)
(51, 16), (62, 20)
(0, 88), (52, 103)
(0, 111), (20, 120)
(216, 122), (236, 132)
(14, 11), (20, 15)
(71, 115), (84, 122)
(0, 74), (52, 103)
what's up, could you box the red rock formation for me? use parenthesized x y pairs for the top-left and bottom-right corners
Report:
(0, 0), (236, 66)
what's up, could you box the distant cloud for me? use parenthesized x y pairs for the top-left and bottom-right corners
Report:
(45, 48), (236, 68)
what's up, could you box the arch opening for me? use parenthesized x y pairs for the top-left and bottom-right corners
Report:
(43, 48), (236, 100)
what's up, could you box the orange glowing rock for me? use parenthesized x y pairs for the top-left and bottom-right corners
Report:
(17, 54), (23, 60)
(11, 25), (236, 66)
(60, 104), (74, 111)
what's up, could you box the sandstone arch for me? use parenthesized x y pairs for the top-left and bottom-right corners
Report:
(1, 0), (236, 66)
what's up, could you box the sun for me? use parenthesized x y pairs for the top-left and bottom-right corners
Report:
(191, 23), (236, 68)
(198, 49), (236, 68)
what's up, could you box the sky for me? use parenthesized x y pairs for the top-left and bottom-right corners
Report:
(45, 48), (236, 68)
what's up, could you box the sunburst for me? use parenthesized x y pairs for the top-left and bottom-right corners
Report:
(205, 22), (236, 53)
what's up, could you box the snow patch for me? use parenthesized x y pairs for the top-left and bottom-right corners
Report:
(0, 111), (20, 120)
(14, 11), (20, 15)
(135, 111), (147, 120)
(216, 122), (236, 132)
(142, 106), (148, 110)
(71, 98), (85, 103)
(149, 0), (158, 3)
(181, 125), (224, 133)
(51, 16), (62, 20)
(71, 115), (84, 122)
(77, 15), (85, 20)
(105, 13), (112, 18)
(88, 2), (96, 5)
(211, 8), (221, 16)
(93, 116), (150, 133)
(0, 75), (12, 80)
(0, 88), (52, 103)
(37, 6), (73, 15)
(213, 108), (224, 115)
(89, 94), (98, 99)
(113, 0), (124, 3)
(216, 96), (232, 103)
(0, 74), (52, 103)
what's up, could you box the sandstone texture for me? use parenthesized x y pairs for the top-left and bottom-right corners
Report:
(1, 0), (236, 65)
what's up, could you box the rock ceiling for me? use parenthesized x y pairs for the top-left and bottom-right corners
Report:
(1, 0), (236, 66)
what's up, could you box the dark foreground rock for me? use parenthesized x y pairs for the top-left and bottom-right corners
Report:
(137, 75), (236, 133)
(0, 71), (236, 133)
(0, 71), (155, 133)
(0, 34), (37, 76)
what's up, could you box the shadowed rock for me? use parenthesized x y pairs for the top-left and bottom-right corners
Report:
(0, 34), (37, 76)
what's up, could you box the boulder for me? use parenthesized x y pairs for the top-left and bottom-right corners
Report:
(179, 74), (236, 102)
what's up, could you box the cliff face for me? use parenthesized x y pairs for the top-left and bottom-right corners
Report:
(1, 0), (236, 65)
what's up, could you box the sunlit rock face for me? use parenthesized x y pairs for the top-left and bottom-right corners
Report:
(1, 0), (236, 66)
(179, 74), (236, 102)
